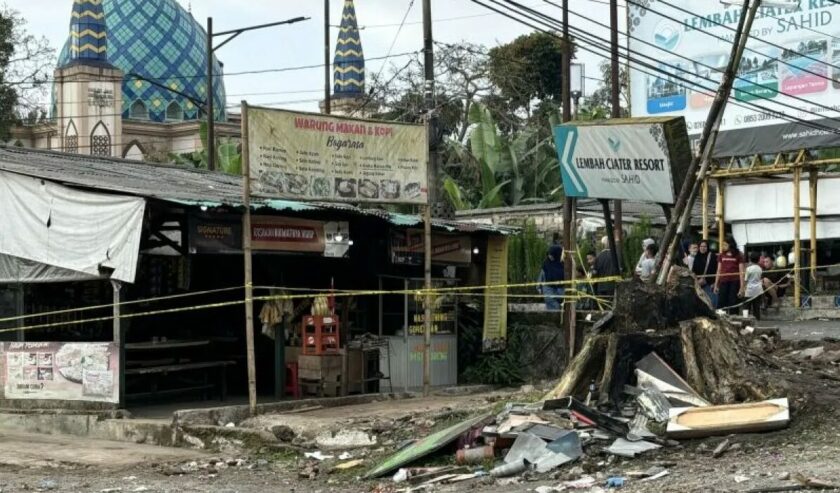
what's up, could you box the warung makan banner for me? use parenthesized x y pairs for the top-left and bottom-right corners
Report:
(246, 106), (428, 204)
(553, 117), (691, 204)
(629, 0), (840, 156)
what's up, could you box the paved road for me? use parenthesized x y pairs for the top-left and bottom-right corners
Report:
(0, 431), (204, 468)
(758, 320), (840, 341)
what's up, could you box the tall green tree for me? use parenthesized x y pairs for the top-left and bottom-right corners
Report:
(585, 60), (630, 117)
(0, 8), (55, 138)
(487, 32), (569, 112)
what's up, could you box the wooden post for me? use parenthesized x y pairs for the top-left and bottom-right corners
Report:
(809, 168), (818, 282)
(702, 176), (709, 240)
(569, 203), (578, 358)
(241, 102), (258, 415)
(716, 180), (725, 251)
(423, 205), (432, 397)
(793, 166), (802, 310)
(560, 0), (575, 360)
(112, 280), (124, 408)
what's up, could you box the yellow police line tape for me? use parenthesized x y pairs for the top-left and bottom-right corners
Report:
(0, 276), (620, 325)
(0, 277), (621, 335)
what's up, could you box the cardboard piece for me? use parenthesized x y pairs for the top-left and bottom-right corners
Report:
(666, 398), (790, 439)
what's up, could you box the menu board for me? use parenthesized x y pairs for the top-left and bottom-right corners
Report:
(482, 237), (509, 353)
(2, 342), (118, 403)
(246, 106), (428, 204)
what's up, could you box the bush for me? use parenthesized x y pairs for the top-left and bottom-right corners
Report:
(508, 220), (549, 295)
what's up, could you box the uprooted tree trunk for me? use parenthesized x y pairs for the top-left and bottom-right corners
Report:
(548, 268), (783, 405)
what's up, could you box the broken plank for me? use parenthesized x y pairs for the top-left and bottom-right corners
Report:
(667, 398), (790, 439)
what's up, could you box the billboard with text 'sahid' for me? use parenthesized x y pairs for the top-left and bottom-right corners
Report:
(629, 0), (840, 157)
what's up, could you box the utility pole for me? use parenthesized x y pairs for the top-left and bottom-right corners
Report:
(422, 0), (435, 398)
(610, 0), (623, 271)
(560, 0), (576, 357)
(206, 16), (309, 173)
(206, 17), (215, 171)
(324, 0), (332, 114)
(655, 0), (757, 283)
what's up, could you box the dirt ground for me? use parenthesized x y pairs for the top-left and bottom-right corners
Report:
(2, 335), (840, 492)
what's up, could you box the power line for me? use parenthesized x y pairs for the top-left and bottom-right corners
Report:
(502, 0), (840, 133)
(471, 0), (840, 139)
(23, 51), (421, 86)
(641, 0), (840, 74)
(543, 0), (840, 121)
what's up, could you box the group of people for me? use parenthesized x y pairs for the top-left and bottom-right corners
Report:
(538, 234), (792, 320)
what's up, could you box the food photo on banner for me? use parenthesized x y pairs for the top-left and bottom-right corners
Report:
(245, 106), (429, 205)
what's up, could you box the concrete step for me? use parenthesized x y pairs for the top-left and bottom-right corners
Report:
(761, 306), (840, 321)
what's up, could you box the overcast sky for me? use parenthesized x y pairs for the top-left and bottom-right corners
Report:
(9, 0), (626, 113)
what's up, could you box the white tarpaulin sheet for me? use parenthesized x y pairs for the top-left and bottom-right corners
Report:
(725, 177), (840, 247)
(0, 171), (145, 283)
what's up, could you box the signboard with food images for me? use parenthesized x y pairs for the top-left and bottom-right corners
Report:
(2, 342), (118, 403)
(246, 106), (428, 204)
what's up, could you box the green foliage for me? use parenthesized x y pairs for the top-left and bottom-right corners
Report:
(442, 102), (562, 210)
(488, 32), (569, 110)
(622, 216), (653, 273)
(586, 60), (630, 118)
(461, 324), (526, 386)
(169, 121), (241, 175)
(0, 14), (18, 140)
(508, 220), (549, 293)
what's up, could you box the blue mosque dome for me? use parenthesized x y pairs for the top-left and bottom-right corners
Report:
(333, 0), (365, 99)
(56, 0), (227, 123)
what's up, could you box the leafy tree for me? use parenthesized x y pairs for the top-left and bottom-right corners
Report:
(487, 32), (569, 112)
(0, 8), (55, 137)
(586, 60), (630, 118)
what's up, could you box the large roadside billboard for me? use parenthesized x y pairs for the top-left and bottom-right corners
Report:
(245, 106), (428, 205)
(553, 117), (691, 204)
(629, 0), (840, 157)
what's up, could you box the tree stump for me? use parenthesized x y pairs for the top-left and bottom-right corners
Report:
(547, 268), (779, 405)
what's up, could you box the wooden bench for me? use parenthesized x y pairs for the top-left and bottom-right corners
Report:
(125, 361), (235, 401)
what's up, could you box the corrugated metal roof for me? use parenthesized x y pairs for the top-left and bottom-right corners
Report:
(0, 146), (517, 235)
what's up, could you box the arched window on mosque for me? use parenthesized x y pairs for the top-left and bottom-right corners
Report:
(90, 121), (111, 157)
(64, 120), (78, 153)
(166, 102), (183, 121)
(130, 100), (149, 120)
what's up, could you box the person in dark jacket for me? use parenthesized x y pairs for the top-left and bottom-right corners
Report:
(692, 239), (718, 307)
(537, 245), (565, 310)
(593, 236), (619, 297)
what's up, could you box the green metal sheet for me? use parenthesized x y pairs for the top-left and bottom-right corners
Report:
(363, 414), (491, 479)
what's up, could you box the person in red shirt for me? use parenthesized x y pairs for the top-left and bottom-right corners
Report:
(714, 236), (746, 314)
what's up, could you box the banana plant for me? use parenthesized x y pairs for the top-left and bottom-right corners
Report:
(168, 121), (242, 175)
(443, 102), (562, 210)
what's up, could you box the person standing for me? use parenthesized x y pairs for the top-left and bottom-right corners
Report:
(684, 242), (698, 270)
(638, 243), (658, 282)
(635, 238), (655, 277)
(593, 235), (619, 297)
(692, 240), (718, 307)
(715, 236), (746, 314)
(537, 245), (565, 311)
(745, 252), (763, 320)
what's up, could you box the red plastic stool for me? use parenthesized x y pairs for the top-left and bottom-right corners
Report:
(285, 362), (301, 399)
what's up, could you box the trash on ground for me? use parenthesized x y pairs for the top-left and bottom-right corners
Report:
(605, 437), (661, 458)
(667, 398), (790, 439)
(303, 451), (334, 461)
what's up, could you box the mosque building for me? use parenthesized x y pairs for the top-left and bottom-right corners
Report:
(10, 0), (371, 163)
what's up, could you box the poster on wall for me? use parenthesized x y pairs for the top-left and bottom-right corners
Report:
(482, 236), (509, 353)
(629, 0), (840, 156)
(389, 229), (472, 266)
(246, 106), (429, 204)
(553, 118), (691, 204)
(2, 342), (118, 403)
